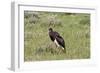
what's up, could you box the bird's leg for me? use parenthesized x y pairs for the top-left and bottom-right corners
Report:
(55, 46), (60, 54)
(53, 42), (57, 49)
(55, 43), (57, 48)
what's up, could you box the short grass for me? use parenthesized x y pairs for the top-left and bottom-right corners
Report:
(24, 11), (90, 61)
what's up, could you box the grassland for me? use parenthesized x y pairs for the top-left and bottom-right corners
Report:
(24, 11), (90, 61)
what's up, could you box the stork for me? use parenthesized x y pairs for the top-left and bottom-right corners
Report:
(48, 28), (66, 53)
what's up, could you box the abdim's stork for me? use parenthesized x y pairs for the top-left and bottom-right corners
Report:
(48, 28), (66, 53)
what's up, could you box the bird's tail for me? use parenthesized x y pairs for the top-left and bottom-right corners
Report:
(62, 47), (66, 53)
(64, 48), (66, 53)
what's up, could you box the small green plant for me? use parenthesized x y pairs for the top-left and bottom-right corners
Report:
(40, 14), (62, 27)
(79, 15), (90, 25)
(24, 11), (40, 24)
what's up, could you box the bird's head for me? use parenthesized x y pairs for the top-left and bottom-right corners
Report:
(49, 28), (53, 32)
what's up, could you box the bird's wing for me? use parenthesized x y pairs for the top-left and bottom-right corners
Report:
(56, 35), (65, 48)
(54, 31), (60, 36)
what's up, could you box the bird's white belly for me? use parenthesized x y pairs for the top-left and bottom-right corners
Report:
(54, 39), (60, 47)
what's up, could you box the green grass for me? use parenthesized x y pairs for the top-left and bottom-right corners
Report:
(24, 11), (90, 61)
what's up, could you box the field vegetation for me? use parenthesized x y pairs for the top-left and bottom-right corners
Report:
(24, 11), (90, 61)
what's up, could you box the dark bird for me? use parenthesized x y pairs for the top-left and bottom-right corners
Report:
(48, 28), (66, 53)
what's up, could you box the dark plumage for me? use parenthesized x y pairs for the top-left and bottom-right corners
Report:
(55, 35), (65, 49)
(49, 28), (60, 41)
(48, 28), (66, 53)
